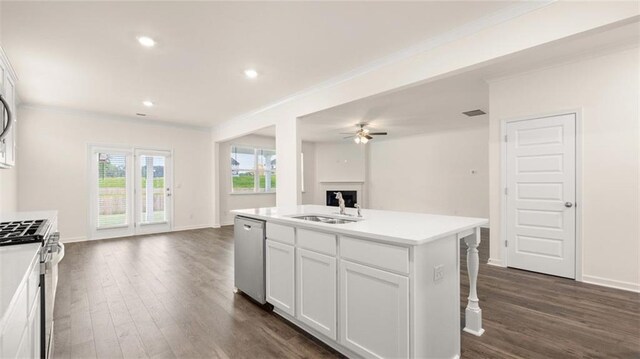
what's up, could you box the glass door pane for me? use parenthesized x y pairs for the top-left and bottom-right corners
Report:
(135, 149), (172, 235)
(90, 146), (134, 240)
(97, 152), (128, 228)
(139, 155), (166, 224)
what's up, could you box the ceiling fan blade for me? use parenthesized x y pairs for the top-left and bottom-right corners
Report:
(339, 132), (355, 135)
(365, 135), (373, 140)
(343, 135), (355, 139)
(368, 132), (388, 136)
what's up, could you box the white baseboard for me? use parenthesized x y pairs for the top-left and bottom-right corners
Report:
(220, 221), (234, 227)
(63, 224), (214, 243)
(172, 224), (215, 232)
(487, 258), (505, 267)
(60, 236), (88, 243)
(581, 275), (640, 293)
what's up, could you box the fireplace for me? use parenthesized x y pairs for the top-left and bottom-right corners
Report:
(326, 190), (357, 208)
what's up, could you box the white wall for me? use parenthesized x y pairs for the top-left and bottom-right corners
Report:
(368, 124), (489, 218)
(0, 161), (17, 213)
(0, 1), (3, 43)
(316, 142), (366, 183)
(314, 142), (367, 207)
(489, 47), (640, 291)
(301, 141), (317, 205)
(17, 106), (213, 242)
(211, 2), (638, 224)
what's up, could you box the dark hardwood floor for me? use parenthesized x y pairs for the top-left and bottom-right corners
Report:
(52, 227), (640, 359)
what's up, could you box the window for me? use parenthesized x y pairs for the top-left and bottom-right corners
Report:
(231, 146), (276, 193)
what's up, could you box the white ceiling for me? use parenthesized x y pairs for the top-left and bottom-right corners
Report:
(1, 1), (518, 127)
(294, 20), (639, 143)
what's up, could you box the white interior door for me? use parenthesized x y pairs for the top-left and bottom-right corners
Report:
(90, 147), (135, 239)
(506, 113), (576, 278)
(135, 149), (172, 234)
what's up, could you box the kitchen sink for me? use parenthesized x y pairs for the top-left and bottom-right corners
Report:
(292, 215), (358, 224)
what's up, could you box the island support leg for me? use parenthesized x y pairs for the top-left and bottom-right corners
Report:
(463, 228), (484, 336)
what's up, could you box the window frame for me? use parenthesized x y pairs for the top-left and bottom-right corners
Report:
(230, 145), (277, 194)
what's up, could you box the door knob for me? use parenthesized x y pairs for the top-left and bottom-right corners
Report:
(564, 202), (574, 208)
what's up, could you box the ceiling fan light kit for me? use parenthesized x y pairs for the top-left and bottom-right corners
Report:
(346, 123), (388, 144)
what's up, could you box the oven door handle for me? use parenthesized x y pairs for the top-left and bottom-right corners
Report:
(40, 248), (53, 274)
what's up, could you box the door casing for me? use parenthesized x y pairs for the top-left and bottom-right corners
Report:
(499, 110), (583, 281)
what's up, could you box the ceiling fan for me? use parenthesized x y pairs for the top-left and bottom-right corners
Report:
(341, 123), (388, 144)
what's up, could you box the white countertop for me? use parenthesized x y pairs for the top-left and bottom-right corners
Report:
(0, 211), (58, 331)
(232, 205), (487, 246)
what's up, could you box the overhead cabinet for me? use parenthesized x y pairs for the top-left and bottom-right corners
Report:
(0, 47), (18, 169)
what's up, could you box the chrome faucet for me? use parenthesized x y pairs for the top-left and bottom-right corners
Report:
(354, 203), (362, 217)
(335, 192), (346, 215)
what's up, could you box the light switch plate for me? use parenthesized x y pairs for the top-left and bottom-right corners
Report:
(434, 264), (444, 282)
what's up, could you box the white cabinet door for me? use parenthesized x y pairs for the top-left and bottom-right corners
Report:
(266, 239), (295, 316)
(296, 248), (336, 340)
(340, 260), (409, 359)
(29, 291), (41, 359)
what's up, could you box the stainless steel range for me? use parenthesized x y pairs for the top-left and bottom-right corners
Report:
(0, 218), (62, 358)
(0, 219), (50, 246)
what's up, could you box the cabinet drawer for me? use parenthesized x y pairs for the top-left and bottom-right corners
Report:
(340, 236), (409, 275)
(266, 223), (295, 245)
(297, 229), (336, 256)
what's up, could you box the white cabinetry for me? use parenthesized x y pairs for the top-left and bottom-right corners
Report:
(260, 221), (462, 359)
(265, 239), (295, 316)
(0, 47), (18, 169)
(296, 248), (336, 340)
(0, 252), (41, 358)
(339, 260), (409, 359)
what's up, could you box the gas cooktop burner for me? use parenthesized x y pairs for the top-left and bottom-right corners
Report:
(0, 219), (50, 246)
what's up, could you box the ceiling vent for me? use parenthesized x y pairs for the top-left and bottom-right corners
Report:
(462, 109), (486, 117)
(136, 113), (147, 117)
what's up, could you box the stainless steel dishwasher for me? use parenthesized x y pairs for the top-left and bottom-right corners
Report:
(233, 216), (266, 304)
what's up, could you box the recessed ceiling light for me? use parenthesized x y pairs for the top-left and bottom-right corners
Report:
(244, 69), (258, 79)
(137, 36), (156, 47)
(142, 100), (154, 107)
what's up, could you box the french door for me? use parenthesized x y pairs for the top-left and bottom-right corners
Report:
(89, 146), (172, 239)
(134, 149), (172, 234)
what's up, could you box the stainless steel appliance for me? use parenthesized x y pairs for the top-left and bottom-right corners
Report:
(234, 216), (266, 304)
(0, 219), (49, 246)
(0, 93), (13, 142)
(41, 231), (61, 359)
(0, 219), (62, 358)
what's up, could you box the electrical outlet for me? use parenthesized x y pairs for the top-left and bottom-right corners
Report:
(434, 265), (444, 282)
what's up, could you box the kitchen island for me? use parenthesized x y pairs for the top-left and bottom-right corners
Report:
(232, 205), (487, 359)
